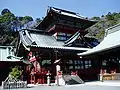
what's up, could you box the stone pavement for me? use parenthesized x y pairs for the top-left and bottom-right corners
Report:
(1, 81), (120, 90)
(85, 80), (120, 87)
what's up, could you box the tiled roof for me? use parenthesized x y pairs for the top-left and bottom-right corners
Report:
(51, 7), (83, 19)
(36, 7), (97, 30)
(50, 7), (95, 22)
(0, 46), (20, 61)
(30, 33), (64, 47)
(19, 29), (91, 51)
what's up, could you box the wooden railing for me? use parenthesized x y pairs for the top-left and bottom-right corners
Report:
(1, 75), (27, 89)
(99, 73), (120, 81)
(2, 81), (27, 89)
(114, 73), (120, 80)
(103, 73), (116, 80)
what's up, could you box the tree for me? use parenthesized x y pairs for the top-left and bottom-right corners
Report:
(1, 8), (11, 15)
(0, 9), (17, 45)
(0, 11), (15, 23)
(101, 15), (104, 17)
(9, 66), (22, 79)
(23, 16), (33, 24)
(113, 13), (120, 21)
(106, 12), (114, 20)
(91, 16), (101, 21)
(35, 18), (42, 24)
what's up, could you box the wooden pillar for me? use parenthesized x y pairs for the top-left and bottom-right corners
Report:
(30, 74), (35, 84)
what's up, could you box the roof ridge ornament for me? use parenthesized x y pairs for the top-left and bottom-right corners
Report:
(50, 6), (76, 15)
(24, 30), (37, 45)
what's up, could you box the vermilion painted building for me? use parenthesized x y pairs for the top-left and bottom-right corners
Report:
(78, 23), (120, 78)
(15, 7), (99, 84)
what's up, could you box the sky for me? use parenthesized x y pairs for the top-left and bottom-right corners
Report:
(0, 0), (120, 20)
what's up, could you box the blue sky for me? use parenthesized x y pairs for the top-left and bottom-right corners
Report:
(0, 0), (119, 20)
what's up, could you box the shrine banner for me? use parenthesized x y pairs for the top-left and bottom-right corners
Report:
(33, 61), (41, 71)
(29, 56), (36, 62)
(28, 52), (32, 57)
(28, 52), (36, 62)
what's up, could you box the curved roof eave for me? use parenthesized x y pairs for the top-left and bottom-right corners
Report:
(78, 23), (120, 56)
(28, 45), (91, 51)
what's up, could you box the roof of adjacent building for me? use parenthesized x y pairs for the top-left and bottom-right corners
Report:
(78, 23), (120, 56)
(0, 46), (21, 61)
(19, 29), (91, 51)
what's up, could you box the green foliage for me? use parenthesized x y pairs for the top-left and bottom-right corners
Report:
(0, 8), (35, 45)
(108, 20), (117, 26)
(89, 12), (120, 41)
(23, 16), (33, 24)
(91, 16), (101, 21)
(106, 12), (114, 20)
(1, 8), (11, 15)
(9, 66), (22, 79)
(0, 8), (120, 45)
(0, 10), (15, 23)
(35, 18), (42, 24)
(95, 30), (105, 39)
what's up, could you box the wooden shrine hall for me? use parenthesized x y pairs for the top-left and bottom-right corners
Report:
(15, 7), (99, 84)
(78, 23), (120, 81)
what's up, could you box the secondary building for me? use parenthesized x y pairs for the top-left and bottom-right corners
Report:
(0, 46), (24, 85)
(78, 23), (120, 80)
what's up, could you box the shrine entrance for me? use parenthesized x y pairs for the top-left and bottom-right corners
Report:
(107, 61), (118, 72)
(101, 51), (120, 73)
(102, 60), (120, 73)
